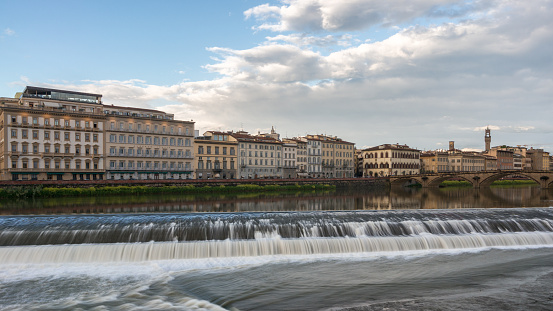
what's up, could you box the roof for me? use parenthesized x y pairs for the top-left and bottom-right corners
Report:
(362, 144), (419, 152)
(24, 86), (102, 98)
(103, 104), (165, 114)
(230, 132), (282, 144)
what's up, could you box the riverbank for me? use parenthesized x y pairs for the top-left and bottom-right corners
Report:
(0, 183), (338, 200)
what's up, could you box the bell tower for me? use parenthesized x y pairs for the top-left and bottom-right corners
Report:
(485, 127), (491, 151)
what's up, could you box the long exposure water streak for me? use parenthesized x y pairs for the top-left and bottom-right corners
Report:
(1, 186), (553, 310)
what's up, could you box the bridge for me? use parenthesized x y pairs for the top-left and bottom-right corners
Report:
(389, 170), (553, 189)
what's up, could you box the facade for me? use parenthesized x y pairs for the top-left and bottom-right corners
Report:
(233, 131), (283, 179)
(282, 140), (298, 178)
(306, 134), (355, 178)
(1, 86), (105, 181)
(104, 105), (194, 180)
(194, 131), (238, 179)
(0, 86), (194, 181)
(360, 144), (420, 177)
(420, 151), (449, 173)
(526, 148), (550, 171)
(286, 138), (308, 178)
(486, 147), (514, 170)
(302, 137), (322, 178)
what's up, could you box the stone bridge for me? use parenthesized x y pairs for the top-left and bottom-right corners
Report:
(389, 170), (553, 189)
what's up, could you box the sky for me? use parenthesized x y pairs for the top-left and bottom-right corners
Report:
(1, 0), (552, 152)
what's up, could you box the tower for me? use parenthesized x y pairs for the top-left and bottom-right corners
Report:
(485, 127), (491, 151)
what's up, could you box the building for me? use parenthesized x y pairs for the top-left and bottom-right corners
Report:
(0, 86), (194, 181)
(282, 140), (298, 178)
(360, 144), (420, 177)
(232, 131), (283, 179)
(301, 136), (322, 178)
(485, 127), (491, 151)
(104, 105), (194, 180)
(285, 138), (308, 178)
(305, 134), (355, 178)
(486, 147), (514, 170)
(526, 148), (550, 171)
(194, 131), (238, 179)
(1, 86), (106, 181)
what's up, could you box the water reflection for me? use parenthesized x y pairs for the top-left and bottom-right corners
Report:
(0, 186), (552, 215)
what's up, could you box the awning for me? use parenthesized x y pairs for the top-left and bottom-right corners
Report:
(11, 172), (39, 175)
(46, 172), (65, 175)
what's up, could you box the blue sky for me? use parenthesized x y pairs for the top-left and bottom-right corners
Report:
(2, 0), (553, 152)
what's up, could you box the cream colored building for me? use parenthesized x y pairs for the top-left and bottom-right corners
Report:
(104, 105), (194, 180)
(1, 86), (105, 181)
(282, 140), (298, 178)
(0, 86), (194, 181)
(195, 131), (238, 179)
(360, 144), (420, 177)
(233, 131), (283, 179)
(285, 138), (308, 178)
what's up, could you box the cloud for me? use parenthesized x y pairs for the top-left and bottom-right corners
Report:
(265, 34), (355, 47)
(244, 0), (492, 32)
(3, 28), (15, 36)
(16, 1), (553, 153)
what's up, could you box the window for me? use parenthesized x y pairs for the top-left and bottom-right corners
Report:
(75, 133), (81, 141)
(11, 129), (17, 138)
(44, 131), (50, 140)
(85, 133), (90, 141)
(93, 134), (98, 142)
(22, 130), (28, 139)
(65, 120), (70, 127)
(54, 132), (60, 140)
(64, 132), (70, 141)
(110, 134), (116, 142)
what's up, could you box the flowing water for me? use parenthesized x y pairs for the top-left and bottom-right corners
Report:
(1, 186), (553, 310)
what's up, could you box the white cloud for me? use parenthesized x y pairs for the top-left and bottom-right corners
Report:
(17, 1), (553, 152)
(3, 28), (15, 36)
(244, 0), (492, 32)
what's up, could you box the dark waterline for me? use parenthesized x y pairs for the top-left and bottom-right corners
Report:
(1, 185), (552, 215)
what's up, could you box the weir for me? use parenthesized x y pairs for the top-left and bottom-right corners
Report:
(1, 209), (553, 263)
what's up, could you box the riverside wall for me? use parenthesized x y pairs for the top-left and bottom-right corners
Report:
(0, 177), (388, 189)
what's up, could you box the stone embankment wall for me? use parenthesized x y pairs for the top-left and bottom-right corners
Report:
(0, 177), (388, 189)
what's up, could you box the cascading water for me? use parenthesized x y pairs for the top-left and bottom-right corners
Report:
(2, 208), (553, 264)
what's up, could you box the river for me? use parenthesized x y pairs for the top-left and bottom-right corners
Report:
(1, 185), (553, 310)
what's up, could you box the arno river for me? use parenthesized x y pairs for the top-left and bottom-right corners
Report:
(1, 185), (553, 310)
(1, 184), (551, 215)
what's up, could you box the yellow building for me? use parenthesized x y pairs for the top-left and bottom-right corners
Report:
(305, 134), (355, 178)
(194, 131), (238, 179)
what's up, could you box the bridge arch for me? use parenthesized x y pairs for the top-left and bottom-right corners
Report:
(478, 171), (545, 187)
(389, 170), (553, 188)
